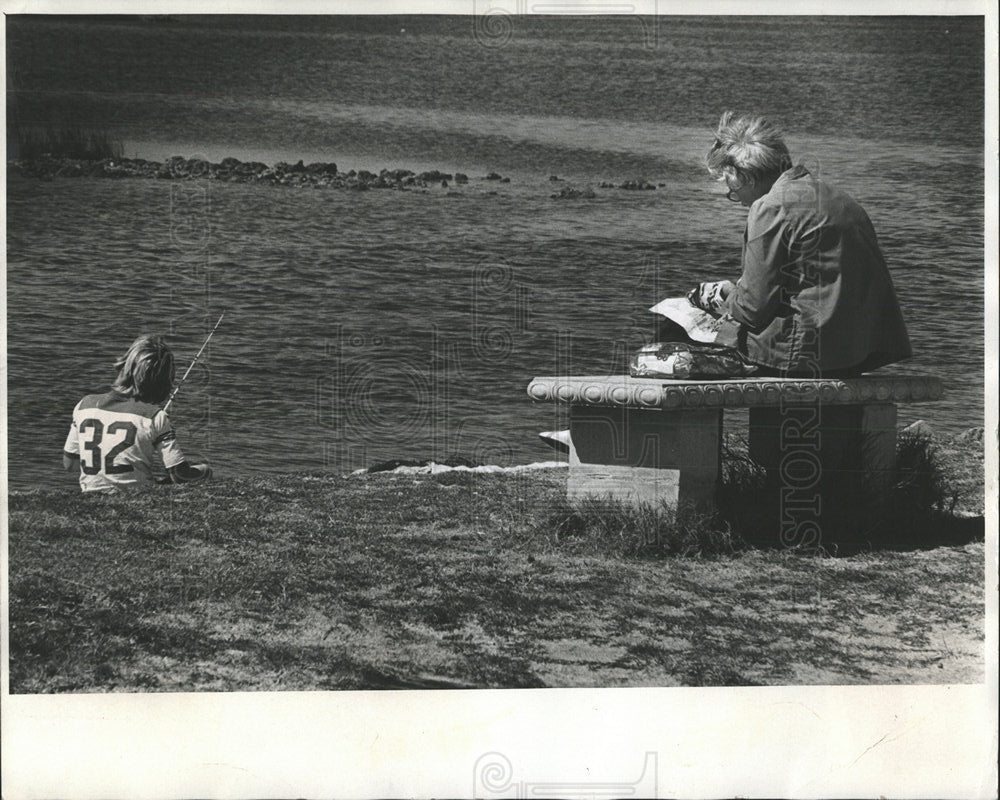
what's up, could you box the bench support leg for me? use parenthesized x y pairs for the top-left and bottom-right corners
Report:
(748, 402), (898, 499)
(567, 405), (722, 514)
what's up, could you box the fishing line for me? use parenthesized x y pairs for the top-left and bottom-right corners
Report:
(163, 311), (225, 413)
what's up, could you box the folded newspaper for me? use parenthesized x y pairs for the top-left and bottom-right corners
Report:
(648, 296), (723, 344)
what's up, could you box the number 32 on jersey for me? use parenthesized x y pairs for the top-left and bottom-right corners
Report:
(79, 419), (137, 475)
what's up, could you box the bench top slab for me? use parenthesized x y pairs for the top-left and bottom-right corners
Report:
(527, 374), (944, 409)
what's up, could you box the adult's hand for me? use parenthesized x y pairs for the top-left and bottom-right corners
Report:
(688, 280), (735, 314)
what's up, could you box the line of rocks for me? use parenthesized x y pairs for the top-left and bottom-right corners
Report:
(552, 177), (663, 198)
(6, 155), (512, 190)
(9, 156), (666, 197)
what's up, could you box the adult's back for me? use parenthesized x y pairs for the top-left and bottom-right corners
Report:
(727, 164), (912, 374)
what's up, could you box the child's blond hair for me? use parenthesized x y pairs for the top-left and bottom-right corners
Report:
(112, 334), (175, 404)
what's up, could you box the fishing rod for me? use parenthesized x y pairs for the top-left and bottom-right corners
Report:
(163, 311), (225, 412)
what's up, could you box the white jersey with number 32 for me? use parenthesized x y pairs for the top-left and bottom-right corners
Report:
(64, 391), (186, 492)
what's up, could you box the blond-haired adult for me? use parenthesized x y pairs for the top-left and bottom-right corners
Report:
(694, 111), (912, 377)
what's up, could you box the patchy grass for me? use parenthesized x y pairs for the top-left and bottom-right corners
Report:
(7, 435), (985, 692)
(536, 497), (739, 558)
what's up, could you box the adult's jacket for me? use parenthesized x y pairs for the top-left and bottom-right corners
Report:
(716, 164), (912, 375)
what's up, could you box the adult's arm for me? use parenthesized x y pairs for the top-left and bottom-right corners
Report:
(63, 452), (80, 471)
(727, 203), (787, 332)
(690, 279), (737, 314)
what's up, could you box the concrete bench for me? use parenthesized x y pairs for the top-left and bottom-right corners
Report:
(526, 374), (944, 513)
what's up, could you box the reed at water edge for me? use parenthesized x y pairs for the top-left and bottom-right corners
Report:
(7, 122), (123, 161)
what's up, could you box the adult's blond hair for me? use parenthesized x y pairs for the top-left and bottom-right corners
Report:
(706, 111), (792, 187)
(112, 334), (175, 404)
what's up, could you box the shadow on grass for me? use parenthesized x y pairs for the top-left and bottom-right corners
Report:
(719, 427), (983, 554)
(538, 428), (984, 559)
(878, 428), (985, 551)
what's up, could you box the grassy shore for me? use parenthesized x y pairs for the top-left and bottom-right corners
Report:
(8, 433), (985, 692)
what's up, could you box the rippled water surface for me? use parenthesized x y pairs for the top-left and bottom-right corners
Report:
(6, 15), (986, 488)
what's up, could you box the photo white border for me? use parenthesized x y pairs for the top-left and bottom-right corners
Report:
(2, 1), (997, 797)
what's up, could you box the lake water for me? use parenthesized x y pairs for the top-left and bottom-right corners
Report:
(5, 15), (986, 489)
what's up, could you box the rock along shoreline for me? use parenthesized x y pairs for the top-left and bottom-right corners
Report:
(8, 155), (665, 194)
(7, 154), (489, 190)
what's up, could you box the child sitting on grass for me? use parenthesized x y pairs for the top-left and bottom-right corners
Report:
(63, 334), (212, 492)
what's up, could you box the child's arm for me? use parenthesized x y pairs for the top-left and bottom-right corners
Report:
(63, 410), (81, 472)
(153, 410), (211, 484)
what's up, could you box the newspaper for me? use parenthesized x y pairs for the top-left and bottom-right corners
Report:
(648, 296), (724, 344)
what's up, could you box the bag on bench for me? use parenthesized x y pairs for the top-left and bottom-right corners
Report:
(630, 341), (758, 379)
